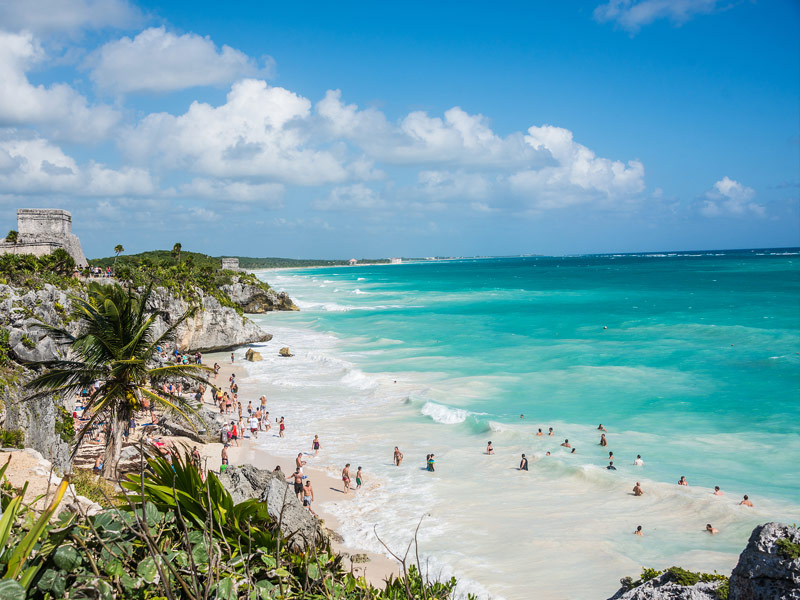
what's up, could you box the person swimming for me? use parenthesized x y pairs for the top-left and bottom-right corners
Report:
(560, 439), (571, 448)
(739, 494), (753, 507)
(713, 486), (723, 496)
(606, 461), (616, 470)
(536, 428), (543, 436)
(634, 525), (643, 536)
(706, 524), (719, 534)
(598, 424), (607, 432)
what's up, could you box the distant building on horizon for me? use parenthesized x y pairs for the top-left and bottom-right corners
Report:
(349, 258), (357, 266)
(389, 257), (402, 264)
(0, 208), (87, 267)
(221, 257), (241, 271)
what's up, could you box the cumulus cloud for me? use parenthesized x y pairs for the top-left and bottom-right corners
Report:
(177, 178), (284, 207)
(0, 31), (119, 141)
(508, 125), (645, 209)
(0, 134), (154, 196)
(89, 27), (272, 94)
(313, 184), (386, 211)
(700, 176), (764, 217)
(594, 0), (719, 32)
(0, 0), (141, 35)
(123, 79), (347, 184)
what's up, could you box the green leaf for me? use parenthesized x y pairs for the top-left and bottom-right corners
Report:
(144, 503), (163, 527)
(136, 557), (158, 584)
(0, 580), (25, 600)
(307, 563), (320, 579)
(97, 580), (113, 600)
(52, 545), (81, 572)
(103, 559), (125, 577)
(214, 577), (237, 600)
(191, 542), (209, 564)
(120, 573), (142, 592)
(35, 569), (65, 597)
(260, 554), (276, 569)
(274, 567), (289, 578)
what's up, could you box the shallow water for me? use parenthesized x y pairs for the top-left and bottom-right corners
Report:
(234, 250), (800, 599)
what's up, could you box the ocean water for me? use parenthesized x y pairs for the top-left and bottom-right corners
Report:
(236, 250), (799, 599)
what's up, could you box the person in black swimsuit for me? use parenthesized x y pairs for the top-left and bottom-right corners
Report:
(520, 454), (528, 471)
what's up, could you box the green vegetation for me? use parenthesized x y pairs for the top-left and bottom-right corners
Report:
(234, 256), (391, 269)
(0, 428), (24, 448)
(776, 537), (800, 560)
(70, 469), (120, 507)
(5, 230), (17, 243)
(20, 335), (35, 350)
(54, 404), (75, 444)
(0, 453), (463, 600)
(628, 566), (729, 599)
(26, 283), (208, 478)
(0, 250), (79, 289)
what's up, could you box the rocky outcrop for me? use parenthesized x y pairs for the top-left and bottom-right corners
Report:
(729, 523), (800, 600)
(220, 281), (298, 313)
(217, 464), (325, 551)
(245, 348), (262, 361)
(146, 287), (272, 352)
(609, 523), (800, 600)
(159, 405), (227, 444)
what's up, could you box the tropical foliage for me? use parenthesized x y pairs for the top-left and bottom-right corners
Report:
(0, 251), (78, 288)
(0, 453), (464, 600)
(25, 283), (209, 478)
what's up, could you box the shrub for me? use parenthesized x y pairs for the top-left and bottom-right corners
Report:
(777, 537), (800, 560)
(71, 469), (120, 507)
(54, 405), (75, 443)
(0, 428), (24, 448)
(20, 334), (35, 349)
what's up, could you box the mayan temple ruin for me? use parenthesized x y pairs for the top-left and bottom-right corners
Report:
(0, 208), (87, 267)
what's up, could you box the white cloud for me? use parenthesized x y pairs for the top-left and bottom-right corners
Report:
(508, 125), (645, 209)
(0, 0), (141, 35)
(0, 31), (119, 141)
(700, 176), (764, 217)
(313, 184), (386, 211)
(594, 0), (719, 32)
(417, 170), (491, 200)
(178, 178), (284, 207)
(0, 134), (154, 196)
(123, 79), (347, 185)
(89, 27), (272, 94)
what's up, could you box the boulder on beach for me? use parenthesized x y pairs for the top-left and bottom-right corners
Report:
(279, 347), (293, 357)
(245, 348), (263, 361)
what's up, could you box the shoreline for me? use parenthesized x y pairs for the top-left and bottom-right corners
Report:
(198, 358), (399, 589)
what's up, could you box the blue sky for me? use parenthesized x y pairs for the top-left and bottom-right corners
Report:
(0, 0), (797, 258)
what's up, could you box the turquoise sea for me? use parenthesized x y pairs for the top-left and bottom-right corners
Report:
(241, 249), (800, 599)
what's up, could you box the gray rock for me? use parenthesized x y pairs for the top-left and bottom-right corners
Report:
(219, 281), (298, 314)
(729, 522), (800, 600)
(607, 574), (723, 600)
(217, 464), (325, 551)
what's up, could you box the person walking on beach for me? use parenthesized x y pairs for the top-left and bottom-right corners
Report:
(231, 352), (235, 363)
(279, 417), (285, 438)
(230, 422), (239, 447)
(249, 415), (259, 439)
(303, 480), (315, 515)
(296, 453), (306, 473)
(342, 464), (351, 493)
(221, 444), (229, 472)
(213, 362), (220, 379)
(288, 469), (304, 500)
(633, 482), (644, 496)
(263, 412), (271, 432)
(394, 446), (404, 466)
(600, 433), (608, 447)
(486, 441), (494, 454)
(260, 395), (267, 413)
(355, 466), (363, 490)
(520, 454), (528, 471)
(427, 454), (436, 472)
(312, 435), (321, 456)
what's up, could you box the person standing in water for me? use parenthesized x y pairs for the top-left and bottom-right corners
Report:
(739, 495), (753, 507)
(312, 435), (321, 456)
(634, 525), (643, 536)
(279, 417), (285, 438)
(486, 441), (494, 454)
(633, 455), (644, 466)
(548, 427), (554, 436)
(713, 486), (724, 496)
(678, 476), (688, 486)
(427, 454), (436, 472)
(520, 454), (528, 471)
(355, 466), (363, 490)
(600, 434), (608, 447)
(394, 446), (404, 466)
(342, 464), (351, 493)
(706, 524), (719, 534)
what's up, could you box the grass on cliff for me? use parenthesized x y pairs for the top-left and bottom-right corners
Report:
(622, 566), (729, 599)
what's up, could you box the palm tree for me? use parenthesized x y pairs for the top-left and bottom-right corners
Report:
(171, 242), (182, 264)
(113, 244), (124, 268)
(26, 282), (209, 479)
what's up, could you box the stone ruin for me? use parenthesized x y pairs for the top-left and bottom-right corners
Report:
(0, 208), (87, 267)
(220, 257), (241, 271)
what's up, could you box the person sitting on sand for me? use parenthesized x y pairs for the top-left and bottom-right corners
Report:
(633, 482), (644, 496)
(633, 455), (644, 466)
(394, 446), (404, 466)
(303, 480), (315, 515)
(713, 486), (723, 496)
(486, 441), (494, 454)
(600, 434), (607, 447)
(634, 525), (643, 536)
(520, 454), (528, 470)
(342, 464), (351, 493)
(561, 439), (571, 448)
(678, 476), (688, 486)
(536, 428), (543, 436)
(706, 524), (719, 534)
(312, 435), (321, 456)
(739, 494), (753, 507)
(606, 461), (616, 470)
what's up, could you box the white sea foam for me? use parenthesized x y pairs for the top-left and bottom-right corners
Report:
(420, 401), (470, 424)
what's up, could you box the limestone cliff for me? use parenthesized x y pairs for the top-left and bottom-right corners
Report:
(220, 281), (298, 313)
